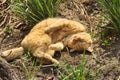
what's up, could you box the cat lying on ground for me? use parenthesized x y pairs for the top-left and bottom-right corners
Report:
(0, 18), (93, 64)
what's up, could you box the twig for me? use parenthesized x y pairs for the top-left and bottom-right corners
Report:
(0, 0), (6, 5)
(0, 15), (8, 28)
(41, 64), (58, 68)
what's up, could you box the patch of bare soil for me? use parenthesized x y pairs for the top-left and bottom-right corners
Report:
(0, 0), (120, 80)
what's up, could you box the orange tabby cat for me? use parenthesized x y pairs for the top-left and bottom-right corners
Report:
(0, 18), (92, 64)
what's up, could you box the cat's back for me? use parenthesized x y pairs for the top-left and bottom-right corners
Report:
(31, 18), (62, 32)
(47, 18), (86, 43)
(21, 18), (61, 52)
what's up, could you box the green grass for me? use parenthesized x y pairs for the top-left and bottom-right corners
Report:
(4, 26), (13, 34)
(20, 51), (41, 80)
(9, 0), (61, 26)
(58, 50), (86, 80)
(96, 0), (120, 34)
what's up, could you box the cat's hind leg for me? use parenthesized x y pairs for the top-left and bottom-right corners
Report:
(33, 49), (59, 64)
(0, 47), (24, 61)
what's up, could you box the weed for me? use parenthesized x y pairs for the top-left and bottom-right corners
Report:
(90, 32), (95, 39)
(9, 0), (61, 26)
(96, 14), (115, 45)
(96, 0), (120, 34)
(102, 39), (110, 46)
(4, 26), (13, 34)
(22, 60), (41, 80)
(58, 50), (86, 80)
(21, 51), (41, 80)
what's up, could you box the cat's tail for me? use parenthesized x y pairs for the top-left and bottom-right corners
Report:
(0, 47), (24, 61)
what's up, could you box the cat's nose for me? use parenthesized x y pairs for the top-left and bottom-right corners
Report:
(89, 39), (92, 42)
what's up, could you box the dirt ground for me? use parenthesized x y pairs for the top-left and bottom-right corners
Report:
(0, 0), (120, 80)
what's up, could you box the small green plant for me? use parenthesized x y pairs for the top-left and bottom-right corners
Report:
(102, 39), (110, 46)
(4, 26), (13, 34)
(22, 59), (41, 80)
(10, 0), (61, 26)
(58, 50), (86, 80)
(96, 0), (120, 34)
(21, 51), (41, 80)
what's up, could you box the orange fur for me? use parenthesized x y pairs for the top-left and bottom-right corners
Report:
(1, 18), (92, 64)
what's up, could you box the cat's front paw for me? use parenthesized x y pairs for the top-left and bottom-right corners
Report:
(49, 42), (64, 51)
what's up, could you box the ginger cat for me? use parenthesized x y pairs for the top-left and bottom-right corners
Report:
(0, 18), (92, 64)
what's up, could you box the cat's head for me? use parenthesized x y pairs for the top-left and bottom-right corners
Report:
(68, 32), (93, 52)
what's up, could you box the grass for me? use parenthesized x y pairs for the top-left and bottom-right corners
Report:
(58, 50), (87, 80)
(22, 60), (41, 80)
(9, 0), (61, 26)
(4, 26), (13, 34)
(96, 0), (120, 34)
(19, 51), (41, 80)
